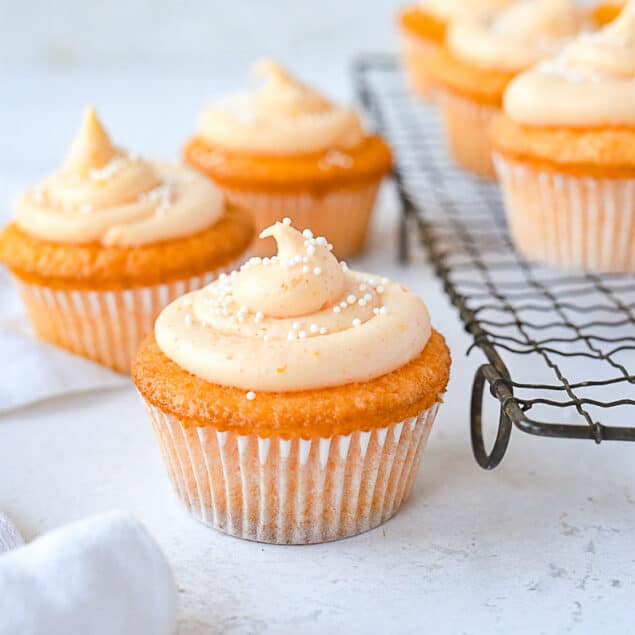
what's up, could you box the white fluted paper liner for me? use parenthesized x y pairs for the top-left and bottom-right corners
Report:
(494, 154), (635, 273)
(144, 401), (440, 544)
(401, 34), (440, 98)
(13, 263), (240, 374)
(436, 90), (499, 179)
(221, 183), (381, 259)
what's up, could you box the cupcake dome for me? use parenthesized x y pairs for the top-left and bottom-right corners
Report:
(184, 62), (392, 259)
(0, 109), (254, 372)
(133, 221), (450, 544)
(398, 0), (512, 97)
(490, 2), (635, 271)
(427, 0), (587, 178)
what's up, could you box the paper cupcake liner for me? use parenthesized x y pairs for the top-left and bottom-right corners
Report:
(436, 90), (499, 179)
(143, 400), (440, 544)
(13, 265), (238, 374)
(401, 34), (440, 99)
(221, 182), (381, 259)
(494, 154), (635, 273)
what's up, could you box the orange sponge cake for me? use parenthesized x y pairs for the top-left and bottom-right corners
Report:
(0, 109), (253, 372)
(133, 221), (451, 544)
(184, 62), (392, 259)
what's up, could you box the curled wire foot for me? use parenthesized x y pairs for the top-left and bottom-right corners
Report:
(471, 365), (513, 469)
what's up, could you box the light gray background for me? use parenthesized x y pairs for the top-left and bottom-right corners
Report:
(2, 0), (401, 72)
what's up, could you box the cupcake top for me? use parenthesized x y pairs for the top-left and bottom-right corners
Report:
(196, 61), (364, 156)
(448, 0), (585, 73)
(504, 1), (635, 126)
(155, 221), (431, 394)
(418, 0), (511, 21)
(15, 108), (225, 247)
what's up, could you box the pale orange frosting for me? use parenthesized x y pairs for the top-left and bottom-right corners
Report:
(449, 0), (584, 73)
(155, 221), (431, 393)
(15, 108), (225, 247)
(420, 0), (511, 20)
(504, 1), (635, 126)
(196, 61), (364, 155)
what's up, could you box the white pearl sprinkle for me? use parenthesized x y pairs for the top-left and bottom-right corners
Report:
(313, 267), (322, 275)
(319, 327), (328, 335)
(302, 265), (311, 273)
(340, 301), (348, 309)
(292, 321), (301, 330)
(359, 299), (367, 307)
(379, 306), (388, 315)
(307, 245), (316, 256)
(299, 330), (307, 339)
(347, 294), (357, 304)
(302, 229), (314, 239)
(288, 331), (297, 340)
(377, 285), (385, 294)
(359, 284), (367, 292)
(246, 391), (256, 401)
(310, 324), (319, 333)
(352, 318), (362, 327)
(364, 294), (373, 302)
(282, 217), (292, 225)
(333, 306), (341, 314)
(254, 311), (264, 323)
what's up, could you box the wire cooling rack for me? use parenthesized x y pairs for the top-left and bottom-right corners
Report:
(354, 55), (635, 468)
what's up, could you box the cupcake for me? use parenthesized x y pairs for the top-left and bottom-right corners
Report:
(132, 221), (451, 544)
(593, 1), (625, 26)
(184, 62), (392, 259)
(490, 3), (635, 272)
(427, 0), (587, 178)
(398, 0), (511, 98)
(0, 109), (254, 373)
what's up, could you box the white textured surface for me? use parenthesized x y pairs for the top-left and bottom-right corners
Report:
(0, 70), (633, 634)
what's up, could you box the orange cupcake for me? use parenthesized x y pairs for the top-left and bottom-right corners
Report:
(427, 0), (588, 178)
(490, 3), (635, 272)
(184, 62), (392, 260)
(0, 109), (254, 373)
(132, 221), (451, 544)
(593, 0), (626, 26)
(398, 0), (512, 98)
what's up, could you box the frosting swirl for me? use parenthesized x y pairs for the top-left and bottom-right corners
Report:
(155, 221), (431, 393)
(15, 108), (225, 247)
(504, 1), (635, 126)
(196, 61), (364, 155)
(419, 0), (512, 20)
(449, 0), (584, 73)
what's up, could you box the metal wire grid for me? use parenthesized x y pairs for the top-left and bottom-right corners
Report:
(354, 56), (635, 468)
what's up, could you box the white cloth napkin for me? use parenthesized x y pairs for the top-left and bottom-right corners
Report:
(0, 511), (177, 635)
(0, 272), (128, 413)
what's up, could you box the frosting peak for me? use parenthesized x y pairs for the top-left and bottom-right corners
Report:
(196, 61), (364, 155)
(232, 222), (344, 318)
(504, 0), (635, 126)
(155, 222), (432, 393)
(15, 109), (225, 247)
(64, 108), (119, 176)
(449, 0), (584, 73)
